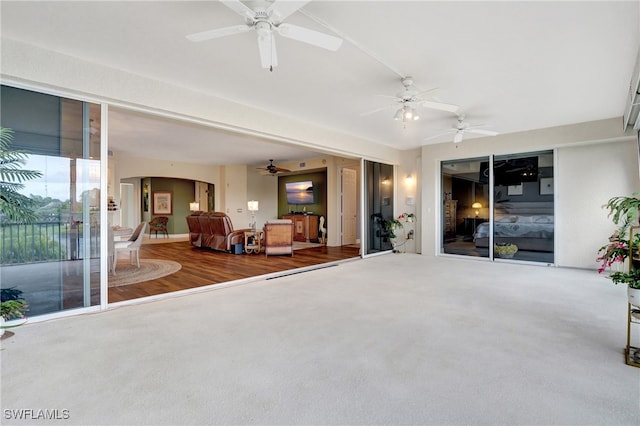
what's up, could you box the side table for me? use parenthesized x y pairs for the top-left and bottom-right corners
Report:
(244, 230), (264, 254)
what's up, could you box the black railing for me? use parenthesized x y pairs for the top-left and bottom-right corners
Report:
(1, 219), (101, 265)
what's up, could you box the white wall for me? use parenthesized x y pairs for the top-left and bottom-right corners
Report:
(222, 165), (248, 229)
(421, 117), (637, 268)
(247, 168), (279, 230)
(396, 149), (421, 253)
(558, 140), (640, 268)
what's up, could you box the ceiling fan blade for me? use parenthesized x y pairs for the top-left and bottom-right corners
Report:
(360, 104), (394, 117)
(220, 0), (255, 20)
(186, 25), (250, 42)
(413, 88), (439, 98)
(267, 1), (311, 24)
(420, 100), (460, 113)
(467, 128), (499, 136)
(423, 130), (455, 141)
(453, 131), (465, 143)
(276, 23), (343, 51)
(257, 33), (278, 69)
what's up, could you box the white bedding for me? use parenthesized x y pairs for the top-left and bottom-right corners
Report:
(475, 215), (554, 239)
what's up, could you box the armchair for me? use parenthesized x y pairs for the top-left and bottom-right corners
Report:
(264, 219), (294, 257)
(149, 216), (169, 238)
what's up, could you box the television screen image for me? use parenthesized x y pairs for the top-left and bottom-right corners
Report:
(286, 181), (314, 205)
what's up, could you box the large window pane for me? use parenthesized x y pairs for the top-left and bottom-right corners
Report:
(441, 157), (490, 257)
(1, 85), (102, 317)
(493, 151), (554, 263)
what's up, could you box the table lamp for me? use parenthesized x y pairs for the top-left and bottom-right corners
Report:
(248, 200), (259, 230)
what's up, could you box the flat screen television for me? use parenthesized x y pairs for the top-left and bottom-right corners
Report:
(285, 180), (314, 205)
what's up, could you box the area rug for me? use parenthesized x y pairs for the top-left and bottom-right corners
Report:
(109, 259), (182, 287)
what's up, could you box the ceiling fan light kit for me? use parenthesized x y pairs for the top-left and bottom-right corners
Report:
(394, 105), (420, 122)
(362, 76), (458, 122)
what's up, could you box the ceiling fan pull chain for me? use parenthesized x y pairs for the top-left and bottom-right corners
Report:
(270, 35), (274, 72)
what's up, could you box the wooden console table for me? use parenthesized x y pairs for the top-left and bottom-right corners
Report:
(283, 214), (319, 243)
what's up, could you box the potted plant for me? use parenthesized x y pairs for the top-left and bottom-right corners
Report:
(494, 242), (518, 258)
(0, 299), (28, 337)
(609, 269), (640, 307)
(371, 214), (404, 251)
(603, 194), (640, 237)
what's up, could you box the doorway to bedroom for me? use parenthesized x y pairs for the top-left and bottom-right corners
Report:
(441, 151), (554, 264)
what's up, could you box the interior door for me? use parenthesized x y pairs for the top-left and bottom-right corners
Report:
(342, 168), (357, 245)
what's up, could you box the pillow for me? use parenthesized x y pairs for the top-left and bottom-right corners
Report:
(516, 216), (533, 223)
(532, 215), (554, 224)
(496, 215), (517, 223)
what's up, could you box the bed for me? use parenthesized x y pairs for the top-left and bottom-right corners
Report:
(474, 202), (554, 252)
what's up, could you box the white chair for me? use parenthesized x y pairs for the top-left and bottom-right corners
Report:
(113, 222), (147, 273)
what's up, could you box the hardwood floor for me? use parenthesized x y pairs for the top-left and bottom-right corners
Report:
(108, 241), (361, 303)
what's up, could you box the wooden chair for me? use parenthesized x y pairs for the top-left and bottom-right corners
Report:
(113, 222), (147, 273)
(149, 216), (169, 238)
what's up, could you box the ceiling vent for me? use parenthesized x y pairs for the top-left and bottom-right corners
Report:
(623, 47), (640, 130)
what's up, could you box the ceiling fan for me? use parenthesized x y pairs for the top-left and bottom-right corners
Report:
(186, 0), (343, 71)
(257, 159), (291, 175)
(424, 115), (499, 143)
(360, 76), (459, 122)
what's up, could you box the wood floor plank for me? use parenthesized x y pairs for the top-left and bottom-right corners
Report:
(108, 242), (360, 303)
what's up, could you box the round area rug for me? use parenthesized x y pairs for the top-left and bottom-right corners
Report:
(109, 259), (182, 287)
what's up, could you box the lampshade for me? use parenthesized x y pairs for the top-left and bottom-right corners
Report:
(471, 202), (482, 209)
(189, 202), (200, 211)
(247, 200), (259, 212)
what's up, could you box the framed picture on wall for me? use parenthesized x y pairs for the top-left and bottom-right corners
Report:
(540, 177), (554, 195)
(153, 191), (172, 215)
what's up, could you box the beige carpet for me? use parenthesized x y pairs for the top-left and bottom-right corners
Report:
(3, 255), (639, 425)
(109, 259), (182, 286)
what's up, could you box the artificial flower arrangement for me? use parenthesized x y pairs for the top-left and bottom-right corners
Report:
(596, 230), (629, 273)
(398, 212), (415, 223)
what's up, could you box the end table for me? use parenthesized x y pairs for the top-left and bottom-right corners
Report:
(244, 230), (264, 254)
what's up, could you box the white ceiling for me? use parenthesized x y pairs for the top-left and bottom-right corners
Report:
(2, 1), (639, 167)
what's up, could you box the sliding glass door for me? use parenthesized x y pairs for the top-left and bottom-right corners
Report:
(1, 85), (103, 316)
(493, 151), (554, 263)
(441, 157), (490, 258)
(441, 151), (554, 263)
(365, 160), (395, 254)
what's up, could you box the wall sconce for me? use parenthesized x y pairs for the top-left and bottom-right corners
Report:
(381, 176), (390, 185)
(405, 173), (413, 183)
(189, 201), (200, 212)
(247, 200), (259, 230)
(471, 202), (482, 217)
